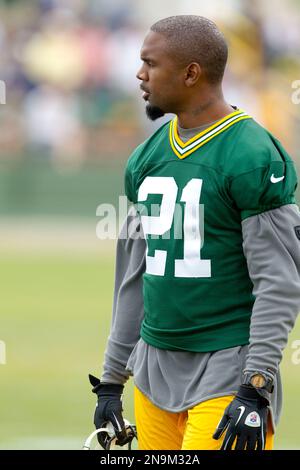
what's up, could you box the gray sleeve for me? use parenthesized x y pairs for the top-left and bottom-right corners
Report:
(100, 208), (146, 384)
(242, 204), (300, 380)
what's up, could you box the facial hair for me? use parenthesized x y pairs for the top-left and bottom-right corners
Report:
(145, 104), (165, 121)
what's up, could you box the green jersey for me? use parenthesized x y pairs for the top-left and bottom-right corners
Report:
(125, 109), (298, 352)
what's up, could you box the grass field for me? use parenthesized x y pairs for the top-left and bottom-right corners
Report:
(1, 240), (300, 449)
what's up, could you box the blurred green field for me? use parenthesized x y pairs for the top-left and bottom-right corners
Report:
(0, 246), (300, 449)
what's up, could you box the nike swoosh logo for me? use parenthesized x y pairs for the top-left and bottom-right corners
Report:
(235, 405), (246, 425)
(112, 412), (123, 432)
(270, 174), (285, 183)
(223, 432), (233, 450)
(261, 421), (265, 449)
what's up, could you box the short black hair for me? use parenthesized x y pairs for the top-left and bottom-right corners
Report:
(150, 15), (228, 84)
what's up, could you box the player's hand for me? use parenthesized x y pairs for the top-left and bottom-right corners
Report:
(89, 374), (131, 449)
(212, 384), (269, 450)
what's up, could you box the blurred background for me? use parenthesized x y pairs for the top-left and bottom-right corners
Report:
(0, 0), (300, 449)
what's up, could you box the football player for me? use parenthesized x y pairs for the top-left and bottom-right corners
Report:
(90, 15), (300, 450)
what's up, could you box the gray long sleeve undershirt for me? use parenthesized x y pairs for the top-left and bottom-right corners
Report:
(101, 207), (145, 385)
(242, 204), (300, 378)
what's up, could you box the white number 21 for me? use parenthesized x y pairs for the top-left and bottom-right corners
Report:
(138, 176), (211, 278)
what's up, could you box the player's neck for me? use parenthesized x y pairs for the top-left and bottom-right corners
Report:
(176, 91), (234, 129)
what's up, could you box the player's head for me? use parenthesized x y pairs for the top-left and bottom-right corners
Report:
(136, 15), (228, 120)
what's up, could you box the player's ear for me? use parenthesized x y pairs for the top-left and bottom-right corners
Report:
(184, 62), (202, 87)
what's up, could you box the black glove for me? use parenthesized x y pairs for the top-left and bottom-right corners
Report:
(212, 384), (269, 450)
(89, 374), (132, 449)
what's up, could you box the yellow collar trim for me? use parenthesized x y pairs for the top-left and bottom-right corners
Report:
(169, 109), (251, 160)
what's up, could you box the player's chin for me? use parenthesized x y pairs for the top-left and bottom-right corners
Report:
(145, 103), (165, 121)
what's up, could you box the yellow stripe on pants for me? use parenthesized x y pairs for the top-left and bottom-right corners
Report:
(134, 386), (274, 450)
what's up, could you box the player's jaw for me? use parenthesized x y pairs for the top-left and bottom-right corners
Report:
(139, 86), (167, 120)
(145, 103), (165, 120)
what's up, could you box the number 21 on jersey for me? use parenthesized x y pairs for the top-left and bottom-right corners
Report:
(137, 176), (211, 278)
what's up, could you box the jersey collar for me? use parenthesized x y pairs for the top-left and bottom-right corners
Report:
(169, 109), (251, 159)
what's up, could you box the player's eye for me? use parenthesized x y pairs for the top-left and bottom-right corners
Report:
(142, 59), (154, 67)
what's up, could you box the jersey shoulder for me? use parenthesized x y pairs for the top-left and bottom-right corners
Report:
(126, 120), (170, 175)
(124, 120), (170, 202)
(227, 118), (298, 218)
(222, 117), (295, 177)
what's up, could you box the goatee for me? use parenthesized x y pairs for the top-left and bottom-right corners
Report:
(145, 104), (165, 121)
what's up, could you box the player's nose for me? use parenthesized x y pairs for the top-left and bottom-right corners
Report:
(136, 65), (148, 81)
